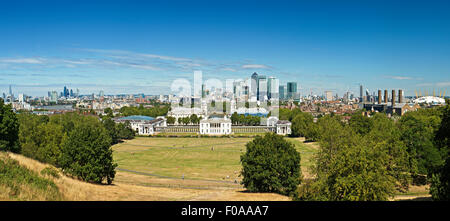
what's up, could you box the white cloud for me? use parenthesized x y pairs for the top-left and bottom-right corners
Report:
(0, 58), (45, 64)
(436, 82), (450, 87)
(386, 75), (413, 80)
(241, 64), (271, 69)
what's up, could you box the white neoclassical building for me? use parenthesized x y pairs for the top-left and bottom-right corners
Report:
(199, 116), (232, 135)
(113, 115), (167, 135)
(275, 120), (291, 135)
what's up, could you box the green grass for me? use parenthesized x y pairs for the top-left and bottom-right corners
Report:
(0, 152), (62, 201)
(112, 136), (316, 182)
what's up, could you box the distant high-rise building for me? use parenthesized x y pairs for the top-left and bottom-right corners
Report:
(360, 85), (363, 102)
(70, 89), (73, 97)
(251, 72), (258, 98)
(99, 90), (104, 97)
(51, 91), (58, 103)
(258, 75), (267, 101)
(9, 85), (12, 96)
(279, 85), (286, 100)
(63, 86), (68, 97)
(267, 77), (279, 100)
(18, 94), (24, 103)
(325, 91), (333, 102)
(201, 84), (206, 98)
(287, 82), (297, 99)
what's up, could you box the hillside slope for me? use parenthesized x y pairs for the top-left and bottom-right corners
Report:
(2, 152), (290, 201)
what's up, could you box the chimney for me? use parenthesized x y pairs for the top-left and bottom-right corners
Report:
(378, 90), (382, 104)
(399, 89), (403, 103)
(384, 90), (388, 103)
(392, 90), (396, 107)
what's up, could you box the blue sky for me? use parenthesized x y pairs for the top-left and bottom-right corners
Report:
(1, 0), (449, 97)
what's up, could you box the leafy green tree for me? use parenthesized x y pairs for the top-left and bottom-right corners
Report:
(365, 113), (414, 190)
(182, 117), (190, 125)
(301, 124), (398, 201)
(398, 108), (444, 175)
(430, 103), (450, 200)
(291, 112), (314, 137)
(60, 118), (116, 184)
(231, 112), (239, 125)
(240, 133), (302, 196)
(348, 113), (373, 136)
(116, 121), (135, 140)
(190, 114), (199, 125)
(166, 116), (176, 125)
(104, 108), (114, 118)
(102, 117), (119, 144)
(0, 99), (20, 153)
(430, 158), (450, 201)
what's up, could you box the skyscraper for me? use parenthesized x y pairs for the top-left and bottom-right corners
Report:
(279, 85), (286, 100)
(63, 86), (68, 97)
(251, 72), (258, 98)
(267, 77), (279, 100)
(360, 84), (363, 102)
(287, 82), (297, 99)
(258, 75), (267, 101)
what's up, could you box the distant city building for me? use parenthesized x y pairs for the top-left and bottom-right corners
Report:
(258, 75), (267, 101)
(287, 82), (297, 100)
(251, 72), (258, 98)
(267, 76), (279, 100)
(325, 91), (333, 102)
(279, 85), (286, 100)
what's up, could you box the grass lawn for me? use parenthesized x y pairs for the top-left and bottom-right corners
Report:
(112, 136), (317, 185)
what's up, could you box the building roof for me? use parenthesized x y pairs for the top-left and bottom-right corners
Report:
(118, 115), (155, 121)
(413, 96), (446, 104)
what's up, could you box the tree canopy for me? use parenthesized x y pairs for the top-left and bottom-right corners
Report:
(241, 133), (302, 196)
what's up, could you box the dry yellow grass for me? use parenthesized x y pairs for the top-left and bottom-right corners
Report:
(6, 152), (289, 201)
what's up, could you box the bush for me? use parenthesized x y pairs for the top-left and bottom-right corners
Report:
(240, 133), (302, 196)
(41, 167), (60, 179)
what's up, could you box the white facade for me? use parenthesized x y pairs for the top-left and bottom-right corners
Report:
(199, 117), (232, 135)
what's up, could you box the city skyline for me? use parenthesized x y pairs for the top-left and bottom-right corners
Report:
(1, 0), (450, 96)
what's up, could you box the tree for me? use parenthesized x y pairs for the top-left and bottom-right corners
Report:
(116, 121), (135, 140)
(104, 108), (114, 118)
(240, 133), (302, 196)
(231, 112), (239, 125)
(291, 112), (314, 137)
(190, 114), (199, 125)
(430, 158), (450, 201)
(300, 124), (398, 201)
(60, 118), (117, 184)
(0, 99), (20, 153)
(398, 108), (444, 175)
(348, 113), (373, 136)
(166, 116), (176, 125)
(430, 103), (450, 200)
(102, 117), (119, 144)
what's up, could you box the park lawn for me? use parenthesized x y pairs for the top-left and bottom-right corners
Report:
(112, 136), (317, 184)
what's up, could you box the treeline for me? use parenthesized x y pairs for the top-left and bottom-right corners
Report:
(282, 104), (449, 200)
(230, 112), (261, 126)
(166, 114), (202, 125)
(119, 104), (169, 117)
(0, 98), (135, 185)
